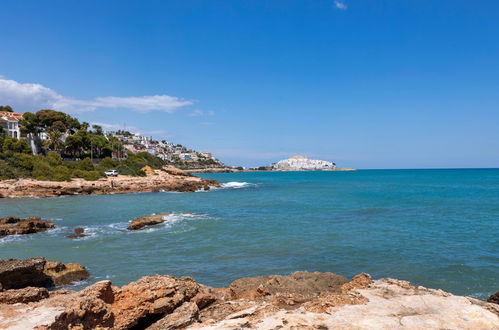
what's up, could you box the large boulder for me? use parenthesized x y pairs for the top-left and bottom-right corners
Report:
(0, 258), (89, 290)
(111, 275), (200, 329)
(43, 260), (89, 286)
(127, 213), (171, 230)
(0, 258), (51, 290)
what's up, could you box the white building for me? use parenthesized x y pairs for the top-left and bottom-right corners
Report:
(0, 112), (22, 139)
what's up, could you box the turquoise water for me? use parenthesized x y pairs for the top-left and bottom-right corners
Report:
(0, 169), (498, 299)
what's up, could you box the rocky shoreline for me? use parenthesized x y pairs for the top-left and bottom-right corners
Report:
(0, 166), (219, 198)
(0, 258), (498, 329)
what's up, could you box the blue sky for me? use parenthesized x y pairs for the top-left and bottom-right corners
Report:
(1, 0), (498, 168)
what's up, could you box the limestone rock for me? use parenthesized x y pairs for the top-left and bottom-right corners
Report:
(1, 271), (498, 330)
(0, 167), (220, 198)
(110, 275), (200, 329)
(127, 213), (172, 230)
(489, 291), (499, 305)
(0, 287), (49, 304)
(0, 258), (51, 290)
(0, 217), (55, 237)
(43, 260), (90, 286)
(228, 271), (349, 303)
(148, 301), (199, 330)
(66, 227), (87, 239)
(0, 258), (89, 290)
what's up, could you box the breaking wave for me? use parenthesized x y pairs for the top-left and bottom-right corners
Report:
(221, 182), (257, 189)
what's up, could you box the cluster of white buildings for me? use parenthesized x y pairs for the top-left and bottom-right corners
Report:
(272, 155), (336, 171)
(108, 131), (218, 163)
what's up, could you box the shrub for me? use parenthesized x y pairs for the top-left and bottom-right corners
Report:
(32, 161), (52, 181)
(0, 160), (17, 179)
(53, 165), (71, 181)
(76, 158), (95, 171)
(46, 151), (62, 167)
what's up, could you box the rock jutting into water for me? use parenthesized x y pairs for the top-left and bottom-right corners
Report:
(489, 291), (499, 305)
(127, 213), (172, 230)
(66, 227), (87, 239)
(0, 258), (89, 290)
(0, 165), (220, 198)
(0, 269), (497, 329)
(0, 217), (55, 238)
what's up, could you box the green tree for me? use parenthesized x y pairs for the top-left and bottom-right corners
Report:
(0, 105), (13, 112)
(2, 137), (31, 155)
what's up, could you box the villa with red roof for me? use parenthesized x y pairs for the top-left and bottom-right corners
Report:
(0, 111), (23, 139)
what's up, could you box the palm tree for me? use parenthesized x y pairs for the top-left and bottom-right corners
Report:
(43, 128), (64, 153)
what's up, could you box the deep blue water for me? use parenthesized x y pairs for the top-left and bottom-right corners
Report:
(0, 169), (498, 299)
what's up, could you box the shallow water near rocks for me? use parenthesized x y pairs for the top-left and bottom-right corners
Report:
(0, 169), (498, 300)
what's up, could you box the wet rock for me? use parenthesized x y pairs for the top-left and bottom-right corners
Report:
(127, 213), (171, 230)
(0, 217), (55, 237)
(66, 227), (87, 239)
(0, 258), (51, 290)
(0, 258), (88, 290)
(488, 291), (499, 305)
(0, 287), (49, 304)
(43, 260), (89, 286)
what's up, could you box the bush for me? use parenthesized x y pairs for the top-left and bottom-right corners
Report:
(0, 160), (17, 179)
(53, 165), (71, 181)
(76, 158), (95, 171)
(32, 161), (52, 181)
(46, 151), (62, 167)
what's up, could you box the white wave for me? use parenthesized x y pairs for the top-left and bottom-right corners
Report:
(221, 181), (256, 189)
(71, 213), (210, 237)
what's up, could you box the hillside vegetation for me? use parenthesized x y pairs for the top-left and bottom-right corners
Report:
(0, 109), (167, 181)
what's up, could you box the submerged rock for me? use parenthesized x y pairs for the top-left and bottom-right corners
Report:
(66, 227), (87, 239)
(0, 216), (55, 237)
(127, 213), (171, 230)
(0, 258), (89, 290)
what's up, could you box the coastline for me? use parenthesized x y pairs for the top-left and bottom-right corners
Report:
(187, 167), (357, 173)
(0, 167), (219, 198)
(0, 260), (498, 329)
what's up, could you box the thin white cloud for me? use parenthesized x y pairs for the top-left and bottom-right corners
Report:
(0, 78), (193, 114)
(188, 109), (216, 117)
(334, 1), (348, 10)
(188, 109), (204, 117)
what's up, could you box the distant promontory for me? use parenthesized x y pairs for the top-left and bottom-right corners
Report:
(271, 155), (355, 171)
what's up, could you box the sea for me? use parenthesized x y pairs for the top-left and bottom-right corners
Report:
(0, 169), (498, 300)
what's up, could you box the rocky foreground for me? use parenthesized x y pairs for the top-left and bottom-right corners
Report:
(0, 166), (219, 198)
(0, 264), (498, 329)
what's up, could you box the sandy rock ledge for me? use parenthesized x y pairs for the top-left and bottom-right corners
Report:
(0, 166), (219, 198)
